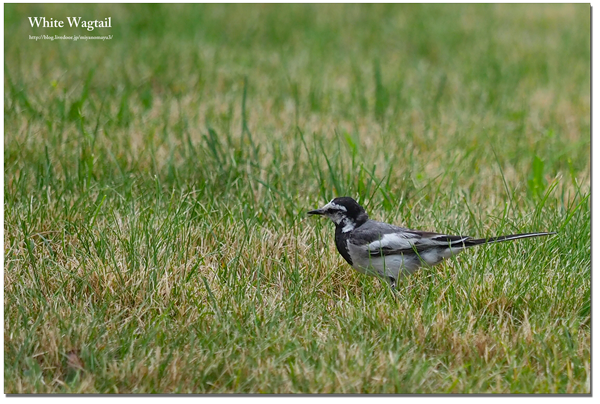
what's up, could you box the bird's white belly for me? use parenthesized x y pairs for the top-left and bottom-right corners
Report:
(347, 245), (419, 279)
(347, 242), (457, 279)
(353, 254), (418, 279)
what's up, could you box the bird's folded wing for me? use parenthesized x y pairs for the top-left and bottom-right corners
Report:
(363, 232), (472, 257)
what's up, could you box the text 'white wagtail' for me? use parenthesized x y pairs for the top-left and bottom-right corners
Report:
(308, 197), (555, 289)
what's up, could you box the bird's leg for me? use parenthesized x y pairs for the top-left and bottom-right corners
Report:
(387, 276), (401, 301)
(388, 276), (397, 290)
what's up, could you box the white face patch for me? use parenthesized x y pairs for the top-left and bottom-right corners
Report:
(329, 201), (347, 212)
(316, 201), (353, 229)
(328, 212), (344, 225)
(341, 218), (355, 233)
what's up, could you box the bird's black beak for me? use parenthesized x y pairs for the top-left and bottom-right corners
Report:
(307, 208), (325, 216)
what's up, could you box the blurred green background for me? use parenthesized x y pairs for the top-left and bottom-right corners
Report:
(5, 4), (590, 194)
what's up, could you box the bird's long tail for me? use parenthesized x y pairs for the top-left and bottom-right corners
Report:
(464, 232), (556, 246)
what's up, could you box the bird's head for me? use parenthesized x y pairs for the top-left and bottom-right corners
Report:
(308, 197), (369, 232)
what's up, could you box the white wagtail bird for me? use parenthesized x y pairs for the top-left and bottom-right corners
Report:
(308, 197), (555, 289)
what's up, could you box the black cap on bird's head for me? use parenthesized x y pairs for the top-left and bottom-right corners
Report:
(308, 197), (369, 231)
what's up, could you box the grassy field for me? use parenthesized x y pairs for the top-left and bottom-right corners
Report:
(4, 4), (590, 393)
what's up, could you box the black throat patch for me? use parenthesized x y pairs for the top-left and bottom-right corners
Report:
(334, 225), (353, 266)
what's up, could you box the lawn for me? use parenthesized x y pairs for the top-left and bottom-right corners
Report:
(4, 4), (590, 393)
